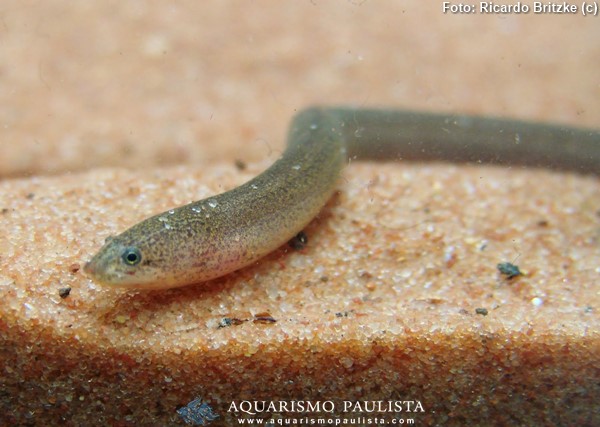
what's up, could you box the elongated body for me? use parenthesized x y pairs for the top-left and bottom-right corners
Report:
(85, 107), (600, 289)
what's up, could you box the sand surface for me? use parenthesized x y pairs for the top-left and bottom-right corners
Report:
(0, 2), (598, 426)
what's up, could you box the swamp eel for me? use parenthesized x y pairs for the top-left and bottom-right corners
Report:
(85, 107), (600, 289)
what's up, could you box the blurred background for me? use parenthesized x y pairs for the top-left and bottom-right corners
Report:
(0, 0), (598, 178)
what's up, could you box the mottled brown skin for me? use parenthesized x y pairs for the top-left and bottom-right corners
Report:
(85, 107), (600, 289)
(85, 108), (346, 289)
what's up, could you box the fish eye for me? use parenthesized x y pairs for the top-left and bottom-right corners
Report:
(121, 247), (142, 266)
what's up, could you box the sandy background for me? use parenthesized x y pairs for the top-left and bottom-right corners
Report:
(0, 1), (599, 426)
(0, 1), (598, 178)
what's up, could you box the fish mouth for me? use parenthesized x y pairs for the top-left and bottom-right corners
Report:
(83, 259), (95, 275)
(83, 253), (114, 284)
